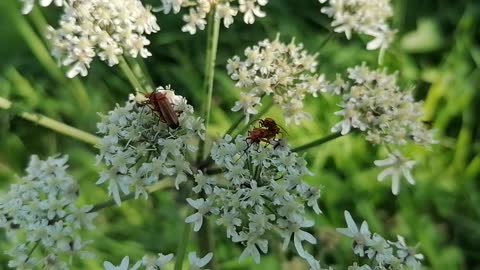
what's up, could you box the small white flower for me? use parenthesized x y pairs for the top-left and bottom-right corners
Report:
(142, 253), (174, 270)
(239, 0), (268, 24)
(185, 198), (212, 232)
(188, 252), (213, 270)
(336, 210), (371, 257)
(182, 8), (207, 35)
(20, 0), (64, 14)
(104, 256), (141, 270)
(374, 151), (417, 195)
(279, 217), (317, 258)
(216, 3), (238, 28)
(389, 235), (424, 270)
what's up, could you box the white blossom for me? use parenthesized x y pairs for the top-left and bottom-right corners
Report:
(96, 86), (205, 205)
(0, 155), (96, 269)
(319, 0), (395, 52)
(104, 256), (141, 270)
(47, 0), (159, 77)
(337, 210), (424, 270)
(19, 0), (64, 14)
(227, 37), (326, 124)
(327, 63), (437, 147)
(374, 151), (417, 195)
(336, 211), (371, 257)
(389, 236), (424, 270)
(142, 253), (174, 270)
(188, 252), (213, 270)
(161, 0), (268, 34)
(186, 133), (321, 264)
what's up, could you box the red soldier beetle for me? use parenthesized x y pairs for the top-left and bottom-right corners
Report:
(144, 91), (180, 129)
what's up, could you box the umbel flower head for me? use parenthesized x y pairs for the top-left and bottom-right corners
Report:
(160, 0), (268, 34)
(185, 134), (322, 265)
(327, 63), (436, 147)
(0, 155), (96, 270)
(319, 0), (395, 51)
(96, 86), (205, 205)
(337, 211), (424, 270)
(46, 0), (160, 78)
(227, 36), (325, 125)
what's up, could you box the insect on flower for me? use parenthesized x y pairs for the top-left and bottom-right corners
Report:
(247, 118), (282, 144)
(144, 91), (180, 129)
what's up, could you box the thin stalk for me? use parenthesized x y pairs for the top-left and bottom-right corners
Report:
(316, 31), (335, 53)
(23, 7), (90, 110)
(224, 113), (246, 137)
(292, 132), (343, 152)
(6, 2), (64, 82)
(197, 13), (221, 162)
(88, 179), (174, 213)
(25, 241), (40, 262)
(0, 97), (100, 146)
(119, 56), (145, 93)
(127, 57), (154, 92)
(174, 221), (192, 270)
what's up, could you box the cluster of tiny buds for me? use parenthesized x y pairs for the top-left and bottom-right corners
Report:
(185, 134), (322, 268)
(319, 0), (396, 52)
(45, 0), (159, 78)
(96, 86), (205, 205)
(0, 155), (96, 270)
(103, 252), (212, 270)
(227, 36), (324, 125)
(337, 211), (424, 270)
(160, 0), (268, 34)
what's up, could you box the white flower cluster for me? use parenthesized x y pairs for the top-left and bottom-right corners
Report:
(96, 87), (205, 205)
(161, 0), (268, 34)
(46, 0), (160, 78)
(103, 252), (212, 270)
(319, 0), (395, 51)
(19, 0), (64, 14)
(327, 63), (436, 147)
(325, 63), (436, 195)
(185, 134), (322, 266)
(0, 155), (96, 270)
(227, 37), (324, 125)
(338, 211), (424, 270)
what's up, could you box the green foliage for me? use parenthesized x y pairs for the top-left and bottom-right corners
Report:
(0, 0), (479, 269)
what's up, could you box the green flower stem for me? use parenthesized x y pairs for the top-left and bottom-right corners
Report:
(88, 179), (174, 213)
(6, 2), (63, 82)
(198, 13), (221, 162)
(315, 31), (335, 53)
(0, 97), (100, 146)
(292, 132), (344, 152)
(174, 220), (192, 270)
(25, 241), (40, 262)
(119, 56), (145, 93)
(127, 57), (154, 92)
(224, 113), (246, 137)
(18, 6), (90, 109)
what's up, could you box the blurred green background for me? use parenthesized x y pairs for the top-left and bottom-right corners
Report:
(0, 0), (479, 269)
